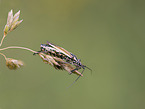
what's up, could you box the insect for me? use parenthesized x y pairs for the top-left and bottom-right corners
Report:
(34, 41), (92, 85)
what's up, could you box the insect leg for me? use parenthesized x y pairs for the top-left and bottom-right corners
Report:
(67, 68), (85, 88)
(71, 67), (80, 73)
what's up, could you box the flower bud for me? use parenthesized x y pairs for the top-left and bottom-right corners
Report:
(6, 58), (24, 70)
(4, 10), (23, 34)
(13, 10), (20, 24)
(11, 19), (23, 31)
(7, 10), (13, 27)
(4, 24), (9, 35)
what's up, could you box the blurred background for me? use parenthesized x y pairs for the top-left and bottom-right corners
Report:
(0, 0), (145, 109)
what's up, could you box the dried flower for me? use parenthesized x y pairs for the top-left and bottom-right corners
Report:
(53, 57), (83, 76)
(4, 10), (23, 35)
(6, 58), (24, 70)
(37, 53), (83, 76)
(38, 53), (60, 67)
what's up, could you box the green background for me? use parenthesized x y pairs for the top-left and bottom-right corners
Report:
(0, 0), (145, 109)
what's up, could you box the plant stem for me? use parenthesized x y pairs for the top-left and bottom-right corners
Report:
(0, 46), (37, 53)
(0, 34), (6, 46)
(0, 53), (7, 60)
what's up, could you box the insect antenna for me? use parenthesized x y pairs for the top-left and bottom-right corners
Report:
(84, 65), (92, 75)
(67, 68), (85, 89)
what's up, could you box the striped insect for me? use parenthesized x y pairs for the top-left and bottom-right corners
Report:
(34, 41), (92, 85)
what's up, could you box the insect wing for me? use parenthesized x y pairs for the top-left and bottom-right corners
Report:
(47, 41), (72, 58)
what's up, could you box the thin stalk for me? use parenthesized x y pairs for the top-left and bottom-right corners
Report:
(0, 46), (37, 53)
(0, 53), (7, 60)
(0, 34), (6, 46)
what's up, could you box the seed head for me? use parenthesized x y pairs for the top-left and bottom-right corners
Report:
(4, 10), (23, 35)
(6, 58), (24, 70)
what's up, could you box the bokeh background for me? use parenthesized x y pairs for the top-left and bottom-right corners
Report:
(0, 0), (145, 109)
